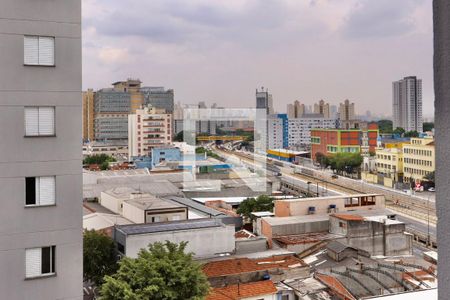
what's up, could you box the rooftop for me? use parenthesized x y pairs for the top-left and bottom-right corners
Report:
(262, 214), (329, 226)
(362, 288), (437, 300)
(116, 218), (224, 236)
(125, 196), (185, 211)
(202, 255), (306, 278)
(206, 280), (277, 300)
(278, 194), (382, 203)
(275, 232), (339, 245)
(83, 213), (132, 231)
(167, 196), (225, 217)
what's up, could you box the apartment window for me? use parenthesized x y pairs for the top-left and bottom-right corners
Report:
(24, 36), (55, 66)
(25, 107), (55, 136)
(25, 246), (56, 278)
(25, 176), (56, 206)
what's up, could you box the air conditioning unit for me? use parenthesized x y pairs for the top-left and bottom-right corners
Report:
(308, 206), (316, 214)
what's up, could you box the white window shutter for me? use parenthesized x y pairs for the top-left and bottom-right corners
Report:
(24, 36), (39, 65)
(35, 177), (41, 205)
(25, 107), (39, 136)
(38, 107), (55, 135)
(25, 248), (41, 278)
(38, 37), (55, 66)
(39, 176), (55, 206)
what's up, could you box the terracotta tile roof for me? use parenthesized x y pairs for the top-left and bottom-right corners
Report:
(206, 280), (277, 300)
(331, 214), (364, 221)
(202, 255), (306, 278)
(315, 273), (356, 300)
(235, 229), (255, 239)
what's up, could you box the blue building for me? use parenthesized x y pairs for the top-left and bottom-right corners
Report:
(277, 113), (289, 148)
(151, 146), (182, 168)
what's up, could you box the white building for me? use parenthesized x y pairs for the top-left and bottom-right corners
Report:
(268, 116), (284, 149)
(392, 76), (423, 132)
(288, 115), (336, 147)
(128, 106), (172, 158)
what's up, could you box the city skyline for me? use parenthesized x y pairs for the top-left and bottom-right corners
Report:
(83, 0), (434, 117)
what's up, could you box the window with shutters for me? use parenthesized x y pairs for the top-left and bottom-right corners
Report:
(24, 107), (55, 136)
(25, 246), (56, 279)
(24, 36), (55, 66)
(25, 176), (56, 206)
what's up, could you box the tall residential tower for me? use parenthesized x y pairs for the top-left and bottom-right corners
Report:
(0, 0), (82, 298)
(392, 76), (423, 132)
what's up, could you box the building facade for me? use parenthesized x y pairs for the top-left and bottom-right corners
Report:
(311, 125), (379, 160)
(267, 116), (285, 149)
(287, 100), (305, 119)
(288, 115), (336, 148)
(392, 76), (423, 133)
(128, 106), (172, 158)
(256, 87), (274, 115)
(313, 99), (331, 118)
(82, 89), (95, 141)
(141, 87), (174, 113)
(375, 147), (404, 182)
(338, 99), (356, 122)
(0, 0), (82, 298)
(402, 137), (435, 184)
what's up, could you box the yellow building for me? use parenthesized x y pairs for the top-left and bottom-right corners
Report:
(375, 147), (404, 182)
(402, 137), (435, 184)
(82, 89), (95, 141)
(112, 79), (144, 113)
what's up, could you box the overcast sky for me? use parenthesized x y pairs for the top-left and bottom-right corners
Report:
(83, 0), (434, 118)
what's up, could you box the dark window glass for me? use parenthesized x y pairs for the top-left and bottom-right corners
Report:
(41, 247), (51, 274)
(25, 177), (36, 205)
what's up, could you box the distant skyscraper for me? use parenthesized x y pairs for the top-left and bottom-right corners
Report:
(256, 87), (274, 115)
(339, 99), (356, 121)
(287, 100), (305, 118)
(313, 99), (331, 118)
(392, 76), (423, 132)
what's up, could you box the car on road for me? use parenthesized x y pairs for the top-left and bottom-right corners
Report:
(331, 174), (338, 179)
(428, 187), (436, 192)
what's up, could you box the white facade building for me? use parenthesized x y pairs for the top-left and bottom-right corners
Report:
(128, 106), (172, 158)
(268, 117), (284, 149)
(288, 116), (336, 147)
(392, 76), (423, 132)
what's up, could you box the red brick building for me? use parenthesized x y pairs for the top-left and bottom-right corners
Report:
(311, 123), (379, 160)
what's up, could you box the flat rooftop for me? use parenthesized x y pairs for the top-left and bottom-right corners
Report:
(116, 218), (224, 236)
(124, 196), (185, 211)
(362, 288), (437, 300)
(262, 214), (329, 226)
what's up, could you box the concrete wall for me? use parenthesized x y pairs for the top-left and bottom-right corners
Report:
(144, 208), (187, 223)
(274, 195), (385, 217)
(0, 0), (82, 298)
(120, 225), (235, 259)
(122, 202), (145, 223)
(100, 192), (122, 214)
(330, 217), (412, 256)
(235, 237), (268, 254)
(434, 3), (450, 298)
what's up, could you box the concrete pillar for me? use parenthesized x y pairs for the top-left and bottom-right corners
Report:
(434, 1), (450, 298)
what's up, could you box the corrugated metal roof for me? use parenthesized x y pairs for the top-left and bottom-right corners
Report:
(167, 196), (225, 217)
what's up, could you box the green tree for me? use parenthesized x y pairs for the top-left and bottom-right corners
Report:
(100, 241), (209, 300)
(315, 152), (329, 168)
(377, 119), (393, 133)
(328, 153), (363, 175)
(100, 161), (110, 170)
(83, 154), (116, 165)
(393, 127), (405, 136)
(423, 122), (434, 132)
(404, 130), (420, 138)
(83, 230), (118, 285)
(237, 195), (274, 219)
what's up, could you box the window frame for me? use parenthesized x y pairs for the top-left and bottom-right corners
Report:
(25, 246), (56, 280)
(23, 35), (56, 67)
(24, 106), (56, 137)
(24, 176), (56, 207)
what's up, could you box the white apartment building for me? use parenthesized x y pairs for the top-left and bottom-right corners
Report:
(288, 116), (336, 147)
(128, 106), (172, 158)
(267, 117), (284, 149)
(392, 76), (423, 132)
